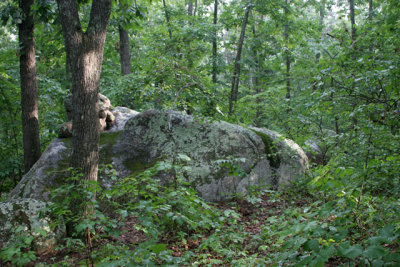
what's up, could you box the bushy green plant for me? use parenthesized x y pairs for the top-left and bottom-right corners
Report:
(0, 226), (38, 266)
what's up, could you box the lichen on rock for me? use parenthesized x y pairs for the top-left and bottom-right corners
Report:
(0, 198), (65, 254)
(250, 127), (309, 188)
(2, 107), (310, 252)
(9, 109), (309, 203)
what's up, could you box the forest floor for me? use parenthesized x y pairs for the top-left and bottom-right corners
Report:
(25, 188), (395, 266)
(31, 192), (312, 266)
(2, 176), (399, 266)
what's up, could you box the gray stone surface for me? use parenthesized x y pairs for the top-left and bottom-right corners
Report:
(115, 110), (273, 201)
(304, 129), (336, 165)
(9, 139), (70, 201)
(250, 127), (309, 188)
(107, 106), (139, 132)
(59, 93), (116, 138)
(10, 109), (309, 202)
(3, 109), (310, 251)
(0, 198), (65, 253)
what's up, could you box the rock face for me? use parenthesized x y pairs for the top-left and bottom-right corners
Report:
(10, 109), (308, 202)
(250, 127), (309, 187)
(58, 93), (116, 138)
(115, 110), (273, 201)
(9, 107), (139, 201)
(0, 199), (65, 254)
(3, 108), (309, 251)
(304, 129), (336, 165)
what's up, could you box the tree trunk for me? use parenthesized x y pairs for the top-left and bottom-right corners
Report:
(313, 0), (325, 92)
(368, 0), (373, 21)
(349, 0), (356, 43)
(252, 20), (263, 127)
(319, 0), (326, 27)
(194, 0), (198, 16)
(119, 25), (131, 75)
(18, 0), (41, 173)
(162, 0), (172, 39)
(57, 0), (111, 180)
(284, 0), (291, 103)
(57, 0), (111, 248)
(223, 32), (231, 65)
(348, 0), (358, 132)
(188, 0), (193, 16)
(212, 0), (218, 84)
(228, 5), (251, 115)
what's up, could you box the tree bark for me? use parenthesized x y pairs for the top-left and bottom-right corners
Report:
(284, 0), (291, 103)
(251, 20), (263, 127)
(212, 0), (218, 84)
(162, 0), (172, 39)
(57, 0), (111, 249)
(18, 0), (41, 173)
(228, 5), (251, 115)
(194, 0), (198, 16)
(119, 25), (131, 75)
(57, 0), (111, 179)
(349, 0), (356, 43)
(368, 0), (373, 21)
(188, 0), (193, 16)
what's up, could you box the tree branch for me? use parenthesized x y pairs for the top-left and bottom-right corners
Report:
(56, 0), (82, 39)
(87, 0), (112, 36)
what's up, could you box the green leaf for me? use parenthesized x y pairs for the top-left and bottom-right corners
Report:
(0, 246), (20, 259)
(304, 239), (320, 252)
(368, 236), (389, 245)
(148, 243), (167, 254)
(364, 245), (386, 259)
(338, 244), (363, 259)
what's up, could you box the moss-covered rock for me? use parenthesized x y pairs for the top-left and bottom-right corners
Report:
(9, 109), (309, 203)
(250, 127), (309, 188)
(3, 108), (310, 251)
(114, 110), (273, 201)
(0, 199), (65, 253)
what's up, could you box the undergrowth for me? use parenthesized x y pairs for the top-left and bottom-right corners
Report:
(1, 157), (399, 266)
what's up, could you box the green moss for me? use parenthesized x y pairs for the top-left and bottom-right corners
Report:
(100, 131), (121, 146)
(12, 203), (30, 225)
(250, 129), (281, 168)
(123, 158), (156, 177)
(60, 137), (72, 146)
(99, 131), (122, 165)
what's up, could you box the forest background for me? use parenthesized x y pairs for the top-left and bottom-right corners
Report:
(0, 0), (399, 265)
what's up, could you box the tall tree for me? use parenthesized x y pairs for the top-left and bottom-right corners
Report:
(368, 0), (373, 21)
(251, 17), (264, 126)
(188, 0), (193, 16)
(18, 0), (41, 173)
(56, 0), (112, 247)
(349, 0), (356, 45)
(119, 25), (131, 75)
(162, 0), (172, 39)
(228, 5), (252, 115)
(284, 0), (291, 103)
(212, 0), (218, 84)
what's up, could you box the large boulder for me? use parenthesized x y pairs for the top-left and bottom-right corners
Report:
(10, 109), (308, 202)
(3, 108), (309, 251)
